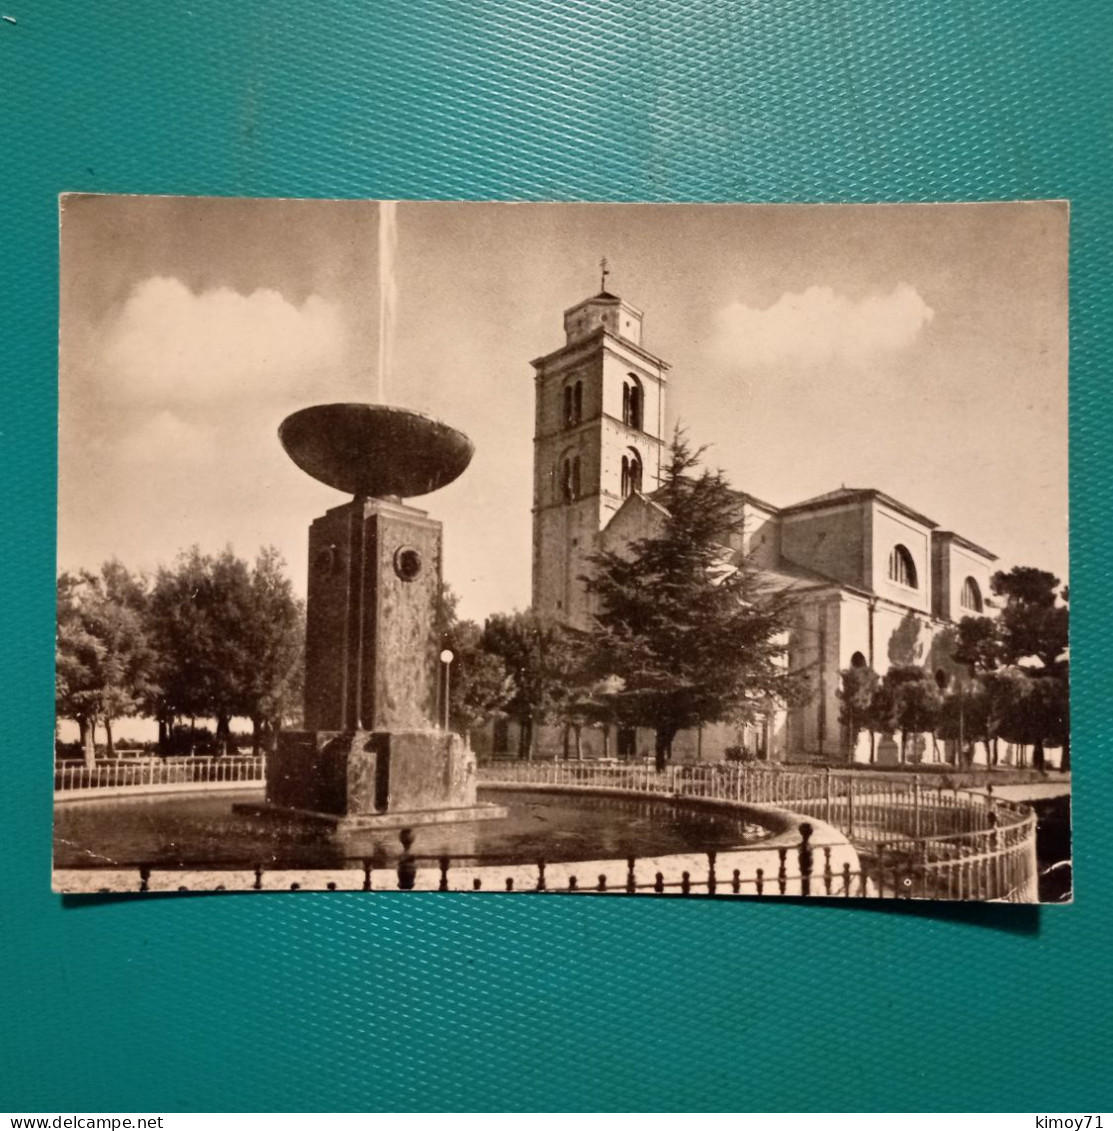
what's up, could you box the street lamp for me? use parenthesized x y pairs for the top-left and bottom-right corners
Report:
(439, 648), (455, 731)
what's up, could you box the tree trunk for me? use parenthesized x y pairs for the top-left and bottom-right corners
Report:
(80, 718), (95, 770)
(1033, 738), (1046, 773)
(251, 717), (262, 757)
(519, 717), (533, 760)
(158, 716), (169, 755)
(216, 714), (231, 756)
(654, 727), (675, 773)
(899, 730), (907, 764)
(104, 717), (115, 759)
(1060, 733), (1070, 773)
(574, 724), (583, 761)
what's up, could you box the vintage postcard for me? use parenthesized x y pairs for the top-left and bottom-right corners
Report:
(53, 197), (1070, 900)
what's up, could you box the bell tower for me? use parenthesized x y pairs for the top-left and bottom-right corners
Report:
(531, 277), (670, 629)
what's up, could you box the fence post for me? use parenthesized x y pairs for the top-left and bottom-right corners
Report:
(825, 767), (832, 825)
(397, 828), (417, 891)
(847, 774), (855, 838)
(913, 774), (922, 839)
(798, 823), (814, 897)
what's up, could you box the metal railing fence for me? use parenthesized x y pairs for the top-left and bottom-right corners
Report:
(478, 760), (1039, 902)
(55, 756), (265, 795)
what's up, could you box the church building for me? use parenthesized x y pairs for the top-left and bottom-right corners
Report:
(522, 282), (1009, 765)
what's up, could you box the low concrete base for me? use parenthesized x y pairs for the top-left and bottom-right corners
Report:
(233, 800), (509, 832)
(267, 727), (490, 823)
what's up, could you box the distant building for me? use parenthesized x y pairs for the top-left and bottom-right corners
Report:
(483, 285), (1031, 766)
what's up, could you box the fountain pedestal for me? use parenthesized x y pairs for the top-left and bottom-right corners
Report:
(240, 406), (506, 831)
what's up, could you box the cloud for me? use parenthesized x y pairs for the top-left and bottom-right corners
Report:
(117, 410), (217, 465)
(95, 276), (347, 405)
(711, 283), (934, 369)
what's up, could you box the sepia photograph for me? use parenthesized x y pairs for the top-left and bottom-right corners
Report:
(53, 196), (1070, 900)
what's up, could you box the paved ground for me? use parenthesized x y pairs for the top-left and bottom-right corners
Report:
(975, 781), (1071, 801)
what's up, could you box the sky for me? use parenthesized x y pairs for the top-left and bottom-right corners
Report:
(59, 196), (1069, 622)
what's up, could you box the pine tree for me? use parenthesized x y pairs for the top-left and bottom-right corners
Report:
(584, 431), (807, 770)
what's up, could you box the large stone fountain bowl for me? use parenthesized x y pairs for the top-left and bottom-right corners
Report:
(279, 403), (474, 499)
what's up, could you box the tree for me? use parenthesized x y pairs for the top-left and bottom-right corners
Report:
(241, 548), (305, 753)
(991, 567), (1070, 770)
(584, 431), (807, 770)
(480, 610), (576, 758)
(870, 665), (943, 763)
(997, 668), (1069, 772)
(942, 616), (1003, 765)
(838, 663), (880, 761)
(992, 566), (1069, 670)
(437, 587), (513, 740)
(937, 681), (990, 767)
(56, 577), (104, 767)
(55, 562), (155, 764)
(147, 546), (302, 754)
(953, 615), (1002, 675)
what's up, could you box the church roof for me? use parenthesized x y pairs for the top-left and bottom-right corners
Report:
(934, 530), (998, 561)
(781, 487), (938, 529)
(753, 561), (846, 593)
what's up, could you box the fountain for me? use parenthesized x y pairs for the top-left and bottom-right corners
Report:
(237, 402), (507, 831)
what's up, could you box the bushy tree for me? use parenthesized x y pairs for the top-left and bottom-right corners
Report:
(55, 562), (155, 764)
(584, 432), (807, 770)
(991, 567), (1069, 770)
(838, 663), (880, 761)
(996, 669), (1069, 772)
(56, 578), (105, 767)
(936, 681), (990, 767)
(954, 615), (1002, 675)
(437, 587), (513, 740)
(241, 547), (305, 753)
(869, 665), (942, 763)
(480, 610), (577, 758)
(147, 546), (303, 753)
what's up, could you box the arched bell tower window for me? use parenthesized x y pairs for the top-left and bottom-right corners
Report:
(620, 448), (643, 498)
(887, 544), (918, 589)
(559, 453), (582, 503)
(960, 576), (983, 612)
(563, 380), (583, 428)
(622, 375), (643, 431)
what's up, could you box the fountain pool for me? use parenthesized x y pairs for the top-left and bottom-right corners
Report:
(55, 787), (773, 873)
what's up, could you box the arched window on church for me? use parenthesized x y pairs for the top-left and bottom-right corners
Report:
(571, 456), (581, 500)
(559, 456), (573, 503)
(960, 576), (983, 612)
(622, 375), (643, 430)
(620, 449), (642, 498)
(563, 381), (583, 428)
(888, 544), (918, 589)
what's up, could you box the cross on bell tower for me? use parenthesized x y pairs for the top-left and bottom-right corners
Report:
(529, 277), (670, 630)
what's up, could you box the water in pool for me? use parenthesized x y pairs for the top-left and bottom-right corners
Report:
(55, 788), (771, 871)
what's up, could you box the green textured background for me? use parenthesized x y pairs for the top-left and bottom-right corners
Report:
(2, 1), (1109, 1113)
